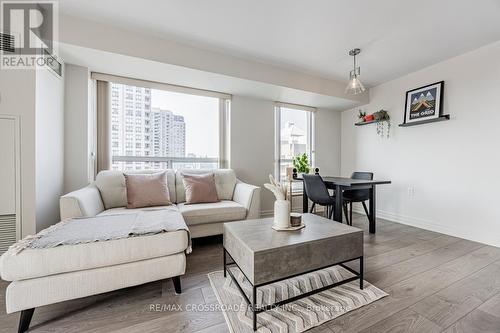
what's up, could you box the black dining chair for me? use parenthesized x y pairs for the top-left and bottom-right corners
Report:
(343, 172), (373, 226)
(302, 174), (336, 219)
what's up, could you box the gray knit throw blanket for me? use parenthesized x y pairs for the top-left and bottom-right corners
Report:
(9, 207), (191, 254)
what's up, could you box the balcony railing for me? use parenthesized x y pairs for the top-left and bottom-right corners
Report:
(112, 155), (219, 170)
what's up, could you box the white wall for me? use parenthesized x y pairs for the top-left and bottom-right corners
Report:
(315, 108), (341, 176)
(230, 95), (342, 215)
(64, 64), (92, 193)
(0, 70), (37, 236)
(341, 41), (500, 247)
(35, 66), (65, 231)
(230, 96), (275, 214)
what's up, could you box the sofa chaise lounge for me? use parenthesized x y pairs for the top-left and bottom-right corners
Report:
(0, 169), (260, 332)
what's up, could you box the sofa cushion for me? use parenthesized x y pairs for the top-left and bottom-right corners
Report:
(0, 230), (188, 281)
(124, 172), (171, 208)
(176, 169), (237, 203)
(95, 170), (176, 209)
(182, 173), (219, 204)
(177, 200), (246, 225)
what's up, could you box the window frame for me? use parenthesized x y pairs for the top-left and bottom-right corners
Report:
(274, 102), (316, 182)
(92, 73), (231, 171)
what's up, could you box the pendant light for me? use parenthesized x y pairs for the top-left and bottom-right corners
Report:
(345, 48), (366, 95)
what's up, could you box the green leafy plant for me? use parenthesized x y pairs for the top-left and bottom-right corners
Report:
(373, 109), (390, 121)
(293, 153), (310, 174)
(373, 109), (391, 138)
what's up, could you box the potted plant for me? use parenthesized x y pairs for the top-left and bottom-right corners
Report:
(373, 109), (391, 138)
(358, 110), (366, 122)
(293, 153), (310, 176)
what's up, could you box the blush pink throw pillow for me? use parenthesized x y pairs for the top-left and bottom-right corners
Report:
(124, 172), (171, 208)
(182, 173), (219, 204)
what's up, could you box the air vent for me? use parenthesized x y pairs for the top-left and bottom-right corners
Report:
(0, 33), (15, 53)
(0, 214), (17, 254)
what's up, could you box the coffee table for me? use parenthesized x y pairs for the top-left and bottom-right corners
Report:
(223, 213), (364, 331)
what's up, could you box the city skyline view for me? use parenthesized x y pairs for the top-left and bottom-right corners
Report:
(151, 89), (219, 158)
(110, 83), (220, 170)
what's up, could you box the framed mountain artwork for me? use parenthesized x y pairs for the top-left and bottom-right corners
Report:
(403, 81), (444, 124)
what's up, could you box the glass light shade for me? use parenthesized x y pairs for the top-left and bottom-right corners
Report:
(345, 75), (366, 95)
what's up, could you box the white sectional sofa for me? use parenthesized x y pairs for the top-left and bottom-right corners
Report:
(0, 169), (260, 332)
(61, 169), (261, 237)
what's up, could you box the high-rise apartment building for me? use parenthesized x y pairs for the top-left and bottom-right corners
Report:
(110, 83), (186, 170)
(151, 107), (186, 158)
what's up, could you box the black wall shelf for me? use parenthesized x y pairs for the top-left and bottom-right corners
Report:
(355, 119), (388, 126)
(399, 115), (450, 127)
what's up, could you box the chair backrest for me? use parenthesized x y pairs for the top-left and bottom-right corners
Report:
(351, 172), (373, 180)
(346, 172), (373, 201)
(302, 174), (332, 205)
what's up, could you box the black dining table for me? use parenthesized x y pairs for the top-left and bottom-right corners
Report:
(295, 176), (391, 233)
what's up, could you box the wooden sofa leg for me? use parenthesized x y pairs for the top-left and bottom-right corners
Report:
(18, 308), (34, 333)
(172, 276), (182, 295)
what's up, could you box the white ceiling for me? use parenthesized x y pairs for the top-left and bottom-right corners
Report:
(58, 0), (500, 87)
(60, 43), (359, 110)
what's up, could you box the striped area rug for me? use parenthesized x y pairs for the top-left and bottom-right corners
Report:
(208, 266), (388, 333)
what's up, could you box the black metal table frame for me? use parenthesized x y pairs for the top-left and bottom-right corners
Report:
(223, 248), (363, 331)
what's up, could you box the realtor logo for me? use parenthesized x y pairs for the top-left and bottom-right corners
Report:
(1, 1), (58, 69)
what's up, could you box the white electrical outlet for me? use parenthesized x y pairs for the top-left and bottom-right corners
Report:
(408, 187), (415, 198)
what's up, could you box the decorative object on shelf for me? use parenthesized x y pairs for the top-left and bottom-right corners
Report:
(364, 114), (375, 122)
(345, 48), (366, 95)
(401, 81), (447, 126)
(293, 153), (310, 175)
(355, 110), (391, 138)
(373, 110), (391, 138)
(264, 174), (290, 229)
(358, 110), (366, 121)
(373, 109), (389, 121)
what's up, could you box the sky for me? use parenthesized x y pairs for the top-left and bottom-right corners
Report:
(149, 94), (308, 159)
(151, 89), (219, 157)
(281, 107), (308, 131)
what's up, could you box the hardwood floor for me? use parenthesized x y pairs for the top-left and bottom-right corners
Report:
(1, 214), (499, 332)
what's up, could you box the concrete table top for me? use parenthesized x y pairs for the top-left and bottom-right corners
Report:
(223, 213), (363, 285)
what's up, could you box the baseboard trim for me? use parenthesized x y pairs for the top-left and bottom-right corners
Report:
(351, 205), (499, 248)
(260, 210), (273, 218)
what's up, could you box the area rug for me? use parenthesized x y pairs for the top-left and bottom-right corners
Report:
(208, 266), (388, 333)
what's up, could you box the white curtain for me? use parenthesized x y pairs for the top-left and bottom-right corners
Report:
(96, 80), (111, 172)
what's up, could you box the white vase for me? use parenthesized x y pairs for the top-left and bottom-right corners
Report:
(273, 200), (290, 229)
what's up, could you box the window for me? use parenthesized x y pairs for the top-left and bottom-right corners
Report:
(107, 81), (230, 171)
(275, 104), (315, 184)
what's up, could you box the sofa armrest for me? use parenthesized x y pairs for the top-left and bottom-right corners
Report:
(233, 180), (261, 219)
(60, 184), (105, 219)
